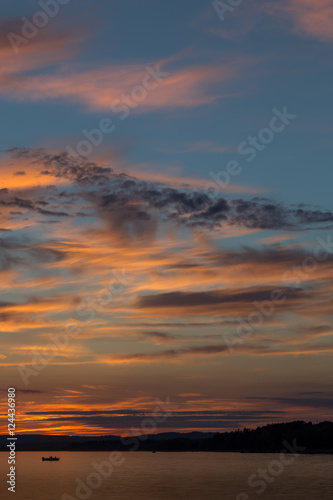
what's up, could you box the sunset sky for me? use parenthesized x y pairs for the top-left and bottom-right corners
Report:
(0, 0), (333, 436)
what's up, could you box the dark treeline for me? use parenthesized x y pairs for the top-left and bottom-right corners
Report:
(1, 421), (332, 453)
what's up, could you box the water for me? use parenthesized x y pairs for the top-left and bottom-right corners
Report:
(1, 451), (332, 499)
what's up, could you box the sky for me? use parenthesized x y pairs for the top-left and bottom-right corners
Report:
(0, 0), (333, 436)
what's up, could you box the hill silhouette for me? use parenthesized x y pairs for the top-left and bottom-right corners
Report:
(1, 421), (333, 453)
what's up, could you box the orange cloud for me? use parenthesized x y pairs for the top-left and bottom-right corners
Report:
(0, 155), (61, 190)
(0, 60), (242, 112)
(0, 24), (250, 112)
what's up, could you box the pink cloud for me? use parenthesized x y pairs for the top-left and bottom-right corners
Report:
(0, 31), (80, 83)
(267, 0), (333, 41)
(0, 23), (251, 112)
(0, 59), (242, 112)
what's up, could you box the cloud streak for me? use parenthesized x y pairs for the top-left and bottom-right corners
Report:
(0, 21), (244, 113)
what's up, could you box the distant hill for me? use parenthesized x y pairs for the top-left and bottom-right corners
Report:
(1, 421), (332, 453)
(145, 431), (215, 440)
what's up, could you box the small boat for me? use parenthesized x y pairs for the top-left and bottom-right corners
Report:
(42, 456), (60, 461)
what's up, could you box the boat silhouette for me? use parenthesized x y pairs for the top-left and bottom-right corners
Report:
(42, 456), (60, 461)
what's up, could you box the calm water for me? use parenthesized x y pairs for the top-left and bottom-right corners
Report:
(1, 451), (332, 499)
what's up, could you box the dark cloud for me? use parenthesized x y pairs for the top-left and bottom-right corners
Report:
(36, 207), (69, 217)
(23, 409), (283, 431)
(116, 320), (240, 329)
(102, 341), (333, 363)
(247, 396), (333, 411)
(296, 325), (333, 337)
(0, 302), (15, 309)
(139, 330), (178, 343)
(0, 238), (66, 271)
(211, 246), (333, 269)
(108, 344), (230, 361)
(0, 196), (70, 217)
(4, 148), (333, 238)
(26, 409), (282, 417)
(6, 147), (114, 186)
(137, 286), (304, 310)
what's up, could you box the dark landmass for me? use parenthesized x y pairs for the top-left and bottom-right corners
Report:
(1, 421), (332, 453)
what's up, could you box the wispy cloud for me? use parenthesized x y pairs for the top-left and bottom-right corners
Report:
(0, 22), (246, 113)
(266, 0), (333, 42)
